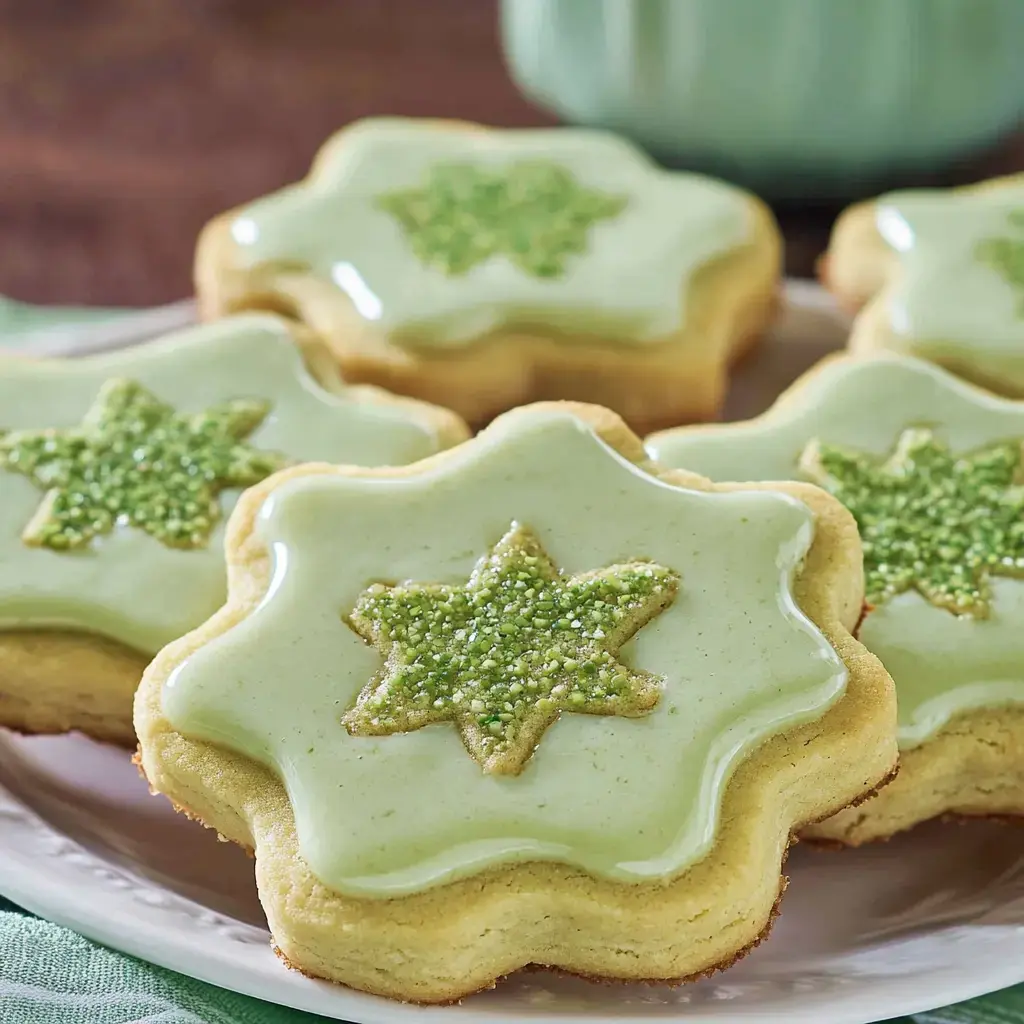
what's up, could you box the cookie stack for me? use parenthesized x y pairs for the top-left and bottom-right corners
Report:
(2, 116), (1021, 1004)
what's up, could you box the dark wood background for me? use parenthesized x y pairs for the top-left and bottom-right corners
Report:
(1, 0), (1021, 307)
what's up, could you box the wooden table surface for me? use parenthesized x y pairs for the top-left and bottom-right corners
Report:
(1, 0), (1022, 308)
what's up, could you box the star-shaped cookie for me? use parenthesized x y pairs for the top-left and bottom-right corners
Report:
(0, 313), (466, 744)
(136, 402), (894, 1001)
(823, 174), (1024, 395)
(648, 352), (1024, 844)
(196, 117), (781, 431)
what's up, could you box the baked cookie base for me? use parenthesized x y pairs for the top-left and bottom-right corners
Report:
(0, 630), (147, 747)
(805, 706), (1024, 845)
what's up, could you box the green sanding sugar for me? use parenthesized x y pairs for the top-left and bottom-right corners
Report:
(800, 427), (1024, 617)
(344, 523), (678, 774)
(976, 208), (1024, 315)
(0, 377), (287, 551)
(375, 160), (627, 278)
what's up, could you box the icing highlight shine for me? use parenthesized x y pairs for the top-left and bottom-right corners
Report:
(375, 160), (627, 278)
(801, 427), (1024, 617)
(345, 522), (678, 774)
(0, 377), (287, 551)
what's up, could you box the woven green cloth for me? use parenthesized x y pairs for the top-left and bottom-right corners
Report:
(1, 896), (1023, 1024)
(912, 989), (1024, 1022)
(0, 899), (322, 1024)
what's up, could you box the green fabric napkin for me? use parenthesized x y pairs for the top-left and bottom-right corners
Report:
(912, 989), (1024, 1022)
(0, 899), (322, 1024)
(2, 895), (1022, 1024)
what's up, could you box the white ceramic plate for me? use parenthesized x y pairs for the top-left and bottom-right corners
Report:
(3, 284), (1024, 1024)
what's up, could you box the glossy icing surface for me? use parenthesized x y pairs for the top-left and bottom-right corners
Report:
(647, 355), (1024, 747)
(0, 315), (451, 654)
(875, 180), (1024, 383)
(162, 408), (847, 896)
(229, 118), (753, 346)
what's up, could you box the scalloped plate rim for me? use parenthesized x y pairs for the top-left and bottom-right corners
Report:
(2, 284), (1024, 1023)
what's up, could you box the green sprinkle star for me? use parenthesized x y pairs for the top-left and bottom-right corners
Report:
(344, 522), (678, 774)
(0, 378), (288, 552)
(375, 160), (627, 278)
(800, 428), (1024, 617)
(976, 208), (1024, 315)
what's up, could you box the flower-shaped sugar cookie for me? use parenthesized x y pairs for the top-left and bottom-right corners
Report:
(0, 313), (466, 744)
(135, 402), (894, 1002)
(196, 117), (781, 432)
(823, 174), (1024, 396)
(648, 353), (1024, 844)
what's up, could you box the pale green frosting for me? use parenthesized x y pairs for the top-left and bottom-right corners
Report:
(0, 314), (451, 654)
(874, 181), (1024, 386)
(647, 355), (1024, 748)
(229, 118), (753, 346)
(162, 409), (846, 896)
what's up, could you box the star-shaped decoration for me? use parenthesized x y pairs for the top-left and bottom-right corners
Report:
(375, 160), (627, 278)
(800, 426), (1024, 617)
(0, 377), (288, 551)
(976, 208), (1024, 316)
(344, 521), (679, 774)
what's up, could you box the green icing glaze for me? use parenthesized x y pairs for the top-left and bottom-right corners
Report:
(801, 429), (1024, 617)
(647, 355), (1024, 748)
(346, 522), (676, 774)
(0, 314), (454, 654)
(976, 208), (1024, 316)
(375, 161), (626, 278)
(874, 180), (1024, 387)
(162, 409), (846, 896)
(1, 379), (286, 551)
(229, 118), (752, 346)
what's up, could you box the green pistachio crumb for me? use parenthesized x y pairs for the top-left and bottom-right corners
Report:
(976, 208), (1024, 316)
(800, 427), (1024, 617)
(0, 378), (287, 551)
(375, 161), (626, 279)
(343, 523), (678, 773)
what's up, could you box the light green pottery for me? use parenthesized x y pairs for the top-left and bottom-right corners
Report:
(500, 0), (1024, 199)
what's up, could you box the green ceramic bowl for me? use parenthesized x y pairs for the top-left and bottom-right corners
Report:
(501, 0), (1024, 199)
